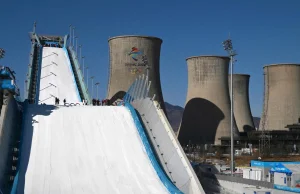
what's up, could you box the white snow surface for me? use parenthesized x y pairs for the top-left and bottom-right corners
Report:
(16, 105), (168, 194)
(38, 47), (80, 105)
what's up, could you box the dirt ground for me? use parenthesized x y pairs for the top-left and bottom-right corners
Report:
(219, 155), (300, 166)
(190, 154), (300, 166)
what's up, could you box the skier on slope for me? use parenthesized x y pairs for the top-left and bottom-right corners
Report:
(63, 98), (66, 105)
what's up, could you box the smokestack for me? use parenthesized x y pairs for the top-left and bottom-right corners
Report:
(178, 56), (239, 145)
(259, 64), (300, 130)
(107, 35), (166, 114)
(229, 74), (255, 132)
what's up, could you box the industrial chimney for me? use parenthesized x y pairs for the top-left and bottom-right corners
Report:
(107, 35), (166, 113)
(229, 74), (255, 132)
(259, 64), (300, 131)
(178, 56), (239, 145)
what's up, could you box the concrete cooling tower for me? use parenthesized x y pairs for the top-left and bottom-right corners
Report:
(230, 74), (255, 132)
(178, 56), (239, 145)
(107, 35), (166, 113)
(259, 64), (300, 131)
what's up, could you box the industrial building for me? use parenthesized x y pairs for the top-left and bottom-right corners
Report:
(259, 64), (300, 131)
(230, 74), (255, 132)
(106, 35), (166, 113)
(178, 55), (239, 146)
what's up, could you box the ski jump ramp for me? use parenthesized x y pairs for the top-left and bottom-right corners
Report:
(14, 105), (171, 193)
(10, 47), (204, 193)
(38, 47), (80, 105)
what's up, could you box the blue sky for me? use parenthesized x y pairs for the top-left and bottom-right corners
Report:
(0, 0), (300, 117)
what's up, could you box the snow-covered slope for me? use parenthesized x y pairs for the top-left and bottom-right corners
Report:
(15, 105), (169, 194)
(38, 47), (80, 105)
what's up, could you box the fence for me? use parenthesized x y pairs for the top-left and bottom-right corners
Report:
(123, 74), (152, 103)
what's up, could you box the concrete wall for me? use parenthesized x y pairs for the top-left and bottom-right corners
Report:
(132, 98), (205, 194)
(178, 56), (239, 145)
(107, 35), (166, 114)
(229, 74), (255, 132)
(0, 91), (21, 189)
(259, 64), (300, 130)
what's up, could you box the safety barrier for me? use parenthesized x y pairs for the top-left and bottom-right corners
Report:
(124, 103), (183, 194)
(124, 75), (205, 194)
(67, 47), (91, 104)
(10, 101), (28, 194)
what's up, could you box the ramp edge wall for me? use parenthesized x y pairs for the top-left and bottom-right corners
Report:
(124, 74), (205, 194)
(62, 48), (82, 102)
(125, 103), (182, 194)
(132, 98), (205, 194)
(67, 46), (91, 104)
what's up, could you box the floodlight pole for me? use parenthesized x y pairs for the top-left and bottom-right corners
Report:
(79, 45), (82, 60)
(0, 48), (5, 59)
(95, 82), (100, 99)
(75, 37), (78, 58)
(24, 80), (28, 99)
(90, 76), (95, 98)
(86, 66), (89, 90)
(222, 38), (237, 176)
(33, 22), (37, 34)
(72, 27), (75, 47)
(82, 56), (85, 79)
(69, 25), (72, 46)
(230, 54), (234, 176)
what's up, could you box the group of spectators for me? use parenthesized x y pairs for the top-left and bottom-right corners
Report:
(29, 97), (124, 106)
(55, 97), (66, 105)
(43, 43), (61, 48)
(92, 99), (111, 106)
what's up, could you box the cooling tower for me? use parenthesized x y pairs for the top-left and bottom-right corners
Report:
(178, 56), (239, 145)
(230, 74), (255, 132)
(107, 35), (166, 113)
(259, 64), (300, 131)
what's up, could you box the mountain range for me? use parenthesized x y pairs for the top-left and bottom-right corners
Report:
(164, 102), (260, 132)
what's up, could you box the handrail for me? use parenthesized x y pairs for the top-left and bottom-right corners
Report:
(67, 46), (91, 104)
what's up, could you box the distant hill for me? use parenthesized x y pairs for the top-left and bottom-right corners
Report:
(253, 117), (260, 129)
(164, 102), (184, 132)
(164, 102), (261, 132)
